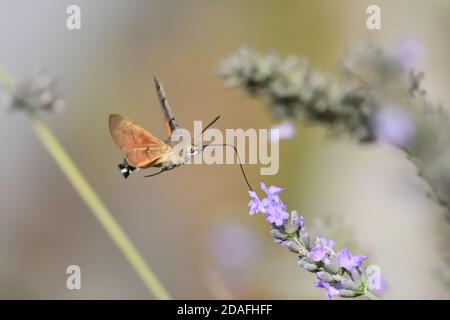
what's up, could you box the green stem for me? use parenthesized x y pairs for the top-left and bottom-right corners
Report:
(363, 289), (382, 300)
(0, 65), (13, 88)
(1, 66), (171, 300)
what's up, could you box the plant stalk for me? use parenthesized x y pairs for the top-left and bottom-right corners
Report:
(0, 65), (171, 299)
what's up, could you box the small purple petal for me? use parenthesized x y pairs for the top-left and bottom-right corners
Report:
(315, 237), (334, 251)
(311, 247), (326, 262)
(371, 107), (415, 148)
(261, 182), (284, 201)
(315, 280), (340, 300)
(248, 191), (265, 215)
(264, 202), (289, 226)
(269, 121), (296, 142)
(337, 248), (367, 272)
(394, 37), (425, 70)
(311, 237), (335, 262)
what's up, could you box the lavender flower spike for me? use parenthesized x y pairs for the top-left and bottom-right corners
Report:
(2, 69), (65, 114)
(247, 183), (381, 300)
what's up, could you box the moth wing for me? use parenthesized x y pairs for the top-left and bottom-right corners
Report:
(153, 77), (178, 138)
(125, 146), (168, 168)
(109, 114), (168, 152)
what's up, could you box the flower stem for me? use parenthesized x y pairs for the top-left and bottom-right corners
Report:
(363, 290), (382, 300)
(0, 66), (171, 300)
(0, 65), (13, 88)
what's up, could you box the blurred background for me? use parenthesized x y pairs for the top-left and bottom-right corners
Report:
(0, 0), (449, 299)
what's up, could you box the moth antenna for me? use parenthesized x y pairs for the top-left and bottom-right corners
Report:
(200, 115), (221, 137)
(203, 143), (253, 191)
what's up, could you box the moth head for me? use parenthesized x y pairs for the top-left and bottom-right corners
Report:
(189, 143), (201, 156)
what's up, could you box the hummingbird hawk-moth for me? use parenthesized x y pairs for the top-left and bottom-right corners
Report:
(109, 76), (218, 178)
(108, 77), (253, 190)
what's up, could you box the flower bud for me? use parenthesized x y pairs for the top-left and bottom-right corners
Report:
(350, 269), (363, 287)
(271, 228), (287, 244)
(322, 256), (340, 275)
(338, 289), (359, 298)
(299, 229), (310, 247)
(339, 278), (362, 291)
(298, 258), (319, 272)
(316, 271), (334, 283)
(291, 211), (304, 230)
(282, 240), (300, 253)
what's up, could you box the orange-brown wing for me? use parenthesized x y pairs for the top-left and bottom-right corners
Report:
(125, 147), (167, 168)
(163, 120), (173, 138)
(109, 114), (169, 152)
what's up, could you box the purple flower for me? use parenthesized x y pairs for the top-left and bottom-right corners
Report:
(394, 37), (425, 70)
(248, 183), (289, 226)
(337, 248), (367, 272)
(269, 121), (296, 142)
(208, 222), (261, 270)
(256, 183), (289, 226)
(264, 202), (289, 226)
(261, 182), (284, 201)
(245, 182), (376, 300)
(311, 237), (335, 263)
(311, 247), (326, 262)
(248, 191), (265, 215)
(371, 107), (415, 148)
(315, 280), (340, 300)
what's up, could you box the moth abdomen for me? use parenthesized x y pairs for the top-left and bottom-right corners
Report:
(118, 160), (137, 179)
